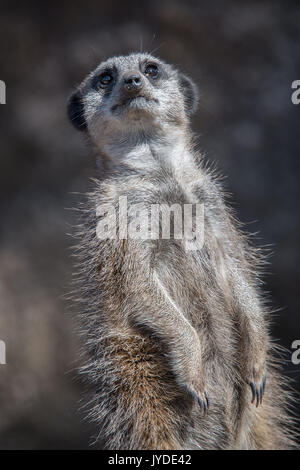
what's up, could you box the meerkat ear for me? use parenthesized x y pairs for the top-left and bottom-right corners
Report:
(178, 74), (199, 115)
(67, 90), (87, 131)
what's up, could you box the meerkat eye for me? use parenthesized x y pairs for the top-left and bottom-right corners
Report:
(144, 63), (159, 78)
(96, 72), (113, 88)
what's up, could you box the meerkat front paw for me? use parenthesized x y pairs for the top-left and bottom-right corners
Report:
(183, 377), (210, 414)
(247, 367), (267, 407)
(189, 388), (210, 414)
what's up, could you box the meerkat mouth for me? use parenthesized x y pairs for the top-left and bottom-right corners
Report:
(111, 95), (158, 112)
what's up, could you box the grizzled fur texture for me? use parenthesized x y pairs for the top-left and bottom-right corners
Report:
(68, 53), (297, 449)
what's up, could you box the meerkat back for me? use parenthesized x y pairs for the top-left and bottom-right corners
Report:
(67, 53), (296, 450)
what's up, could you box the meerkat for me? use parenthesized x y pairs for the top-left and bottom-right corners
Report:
(67, 53), (296, 450)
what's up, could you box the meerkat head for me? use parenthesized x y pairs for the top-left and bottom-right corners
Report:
(67, 53), (198, 146)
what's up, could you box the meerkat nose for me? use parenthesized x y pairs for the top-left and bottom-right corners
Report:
(123, 74), (143, 92)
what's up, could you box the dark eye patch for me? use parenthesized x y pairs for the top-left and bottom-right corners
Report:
(99, 73), (113, 85)
(144, 63), (159, 78)
(92, 68), (116, 91)
(141, 60), (168, 81)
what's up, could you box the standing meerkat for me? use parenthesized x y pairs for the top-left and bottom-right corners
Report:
(67, 53), (296, 449)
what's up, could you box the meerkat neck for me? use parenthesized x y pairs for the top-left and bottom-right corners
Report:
(93, 124), (197, 181)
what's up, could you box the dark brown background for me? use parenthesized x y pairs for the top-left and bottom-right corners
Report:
(0, 0), (299, 449)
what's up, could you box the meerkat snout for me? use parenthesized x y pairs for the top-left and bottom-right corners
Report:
(123, 74), (143, 91)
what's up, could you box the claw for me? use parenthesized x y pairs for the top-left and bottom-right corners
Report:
(188, 389), (209, 414)
(200, 398), (207, 414)
(260, 374), (267, 404)
(259, 383), (264, 405)
(205, 391), (210, 409)
(256, 388), (260, 408)
(249, 374), (267, 407)
(262, 374), (267, 394)
(250, 382), (256, 404)
(189, 390), (199, 402)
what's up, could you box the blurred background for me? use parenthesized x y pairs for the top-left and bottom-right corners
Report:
(0, 0), (299, 449)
